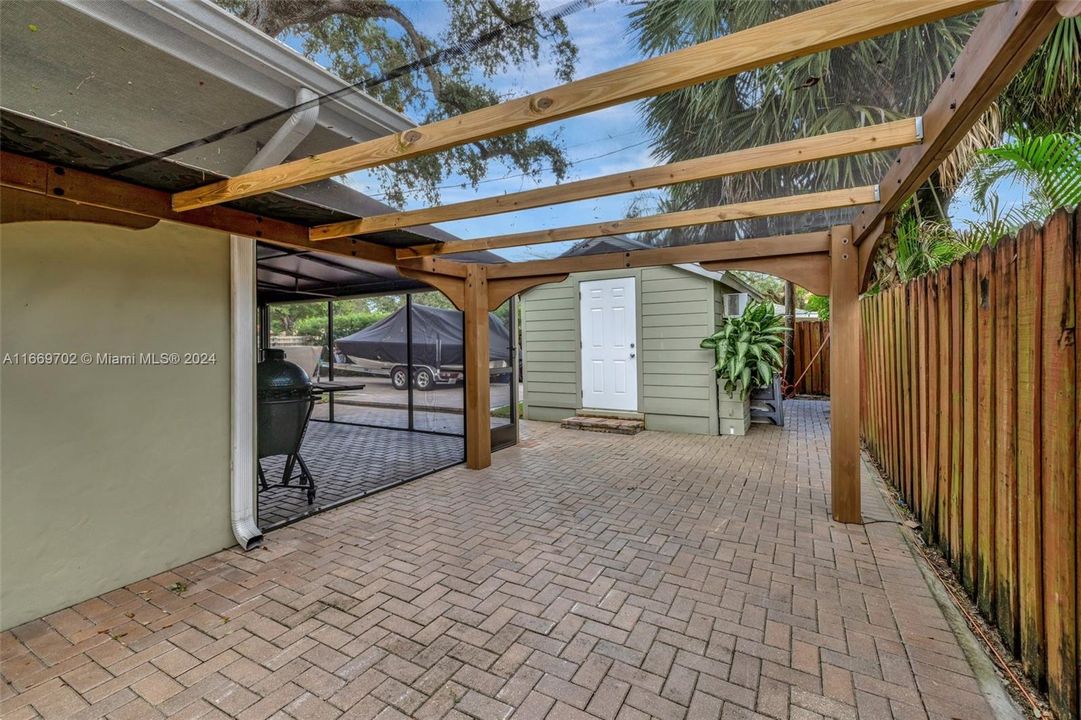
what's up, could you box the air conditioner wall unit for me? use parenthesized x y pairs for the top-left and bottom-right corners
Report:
(722, 292), (750, 318)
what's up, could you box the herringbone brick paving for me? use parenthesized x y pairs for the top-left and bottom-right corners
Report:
(1, 401), (997, 719)
(258, 423), (464, 528)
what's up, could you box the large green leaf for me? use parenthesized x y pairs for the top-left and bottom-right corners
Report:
(702, 300), (786, 392)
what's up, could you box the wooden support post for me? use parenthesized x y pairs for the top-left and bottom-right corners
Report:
(463, 264), (492, 470)
(784, 282), (796, 393)
(830, 225), (862, 523)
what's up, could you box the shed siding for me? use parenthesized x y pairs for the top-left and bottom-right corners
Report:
(522, 265), (722, 435)
(521, 282), (579, 420)
(640, 267), (716, 433)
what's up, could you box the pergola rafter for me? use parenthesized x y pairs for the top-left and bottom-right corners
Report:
(474, 231), (830, 279)
(4, 0), (1068, 523)
(311, 119), (921, 241)
(169, 0), (990, 212)
(395, 186), (878, 258)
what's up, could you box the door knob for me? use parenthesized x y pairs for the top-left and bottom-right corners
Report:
(630, 353), (636, 358)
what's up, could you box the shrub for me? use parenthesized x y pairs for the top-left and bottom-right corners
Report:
(294, 311), (385, 345)
(700, 301), (787, 399)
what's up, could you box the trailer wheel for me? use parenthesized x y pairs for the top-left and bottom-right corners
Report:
(391, 366), (409, 390)
(413, 366), (435, 391)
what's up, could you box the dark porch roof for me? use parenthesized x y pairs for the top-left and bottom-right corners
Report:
(1, 112), (500, 303)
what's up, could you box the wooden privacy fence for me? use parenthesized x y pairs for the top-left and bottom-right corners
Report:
(790, 320), (830, 396)
(860, 207), (1079, 720)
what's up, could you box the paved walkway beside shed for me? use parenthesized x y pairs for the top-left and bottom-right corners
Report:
(1, 401), (1001, 720)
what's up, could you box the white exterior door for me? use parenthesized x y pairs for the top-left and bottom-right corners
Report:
(580, 277), (638, 411)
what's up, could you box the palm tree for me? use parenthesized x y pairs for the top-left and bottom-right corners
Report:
(871, 130), (1080, 291)
(997, 19), (1081, 135)
(630, 0), (974, 243)
(968, 132), (1081, 215)
(630, 3), (1079, 245)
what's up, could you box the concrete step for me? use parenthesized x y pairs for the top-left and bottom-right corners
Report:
(576, 408), (646, 421)
(561, 415), (645, 435)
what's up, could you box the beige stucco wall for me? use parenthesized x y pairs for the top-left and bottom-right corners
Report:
(1, 220), (234, 629)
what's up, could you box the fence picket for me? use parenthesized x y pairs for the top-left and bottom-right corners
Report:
(912, 281), (921, 516)
(924, 275), (940, 544)
(1039, 209), (1077, 719)
(976, 245), (996, 617)
(938, 268), (952, 547)
(901, 284), (914, 505)
(1016, 222), (1045, 685)
(950, 262), (964, 573)
(890, 288), (903, 487)
(1075, 209), (1081, 720)
(961, 255), (978, 593)
(994, 235), (1020, 653)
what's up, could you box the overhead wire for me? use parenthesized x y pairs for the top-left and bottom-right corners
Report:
(105, 0), (605, 175)
(362, 137), (652, 200)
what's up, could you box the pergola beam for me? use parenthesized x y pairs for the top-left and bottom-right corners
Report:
(396, 186), (877, 258)
(854, 0), (1062, 284)
(480, 231), (830, 279)
(0, 152), (400, 266)
(171, 0), (991, 212)
(311, 119), (922, 241)
(701, 254), (831, 296)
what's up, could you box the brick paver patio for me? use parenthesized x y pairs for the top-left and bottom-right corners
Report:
(1, 401), (999, 720)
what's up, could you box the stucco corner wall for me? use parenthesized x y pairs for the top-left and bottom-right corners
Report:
(0, 220), (235, 630)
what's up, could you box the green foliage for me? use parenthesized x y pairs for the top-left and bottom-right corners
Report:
(998, 19), (1081, 135)
(630, 0), (974, 240)
(804, 295), (830, 321)
(969, 132), (1081, 215)
(214, 0), (577, 207)
(733, 272), (785, 303)
(411, 291), (455, 310)
(294, 311), (385, 345)
(270, 302), (325, 335)
(872, 131), (1080, 291)
(700, 302), (787, 399)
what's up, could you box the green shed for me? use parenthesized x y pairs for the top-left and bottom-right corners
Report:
(520, 236), (761, 435)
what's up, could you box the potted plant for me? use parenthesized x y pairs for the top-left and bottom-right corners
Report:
(701, 302), (787, 435)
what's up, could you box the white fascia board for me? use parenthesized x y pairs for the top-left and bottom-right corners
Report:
(58, 0), (415, 139)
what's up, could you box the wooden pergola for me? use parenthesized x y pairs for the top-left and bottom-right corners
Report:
(2, 0), (1071, 523)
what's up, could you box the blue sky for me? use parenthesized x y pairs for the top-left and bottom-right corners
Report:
(288, 0), (664, 260)
(284, 1), (1026, 260)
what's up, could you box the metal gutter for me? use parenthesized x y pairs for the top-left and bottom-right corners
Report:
(58, 0), (415, 140)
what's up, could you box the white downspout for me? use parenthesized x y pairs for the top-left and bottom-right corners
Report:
(228, 87), (320, 550)
(242, 87), (320, 172)
(230, 235), (262, 550)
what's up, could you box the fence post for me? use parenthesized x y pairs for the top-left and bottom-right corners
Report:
(830, 224), (861, 523)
